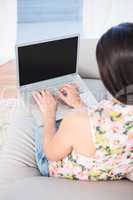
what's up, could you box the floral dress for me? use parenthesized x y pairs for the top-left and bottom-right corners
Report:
(48, 100), (133, 181)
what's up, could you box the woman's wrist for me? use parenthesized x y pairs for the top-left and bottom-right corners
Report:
(73, 100), (87, 109)
(42, 113), (56, 145)
(42, 112), (56, 124)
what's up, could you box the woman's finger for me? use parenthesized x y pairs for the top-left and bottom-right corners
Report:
(58, 91), (67, 101)
(35, 91), (42, 100)
(32, 93), (37, 101)
(59, 84), (69, 91)
(71, 83), (79, 89)
(32, 93), (42, 108)
(45, 90), (51, 95)
(60, 85), (76, 93)
(44, 89), (52, 97)
(54, 95), (60, 102)
(60, 88), (68, 96)
(64, 83), (79, 90)
(41, 90), (46, 97)
(60, 85), (70, 92)
(62, 83), (79, 89)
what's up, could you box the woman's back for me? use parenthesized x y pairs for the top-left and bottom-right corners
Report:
(49, 100), (133, 181)
(34, 23), (133, 182)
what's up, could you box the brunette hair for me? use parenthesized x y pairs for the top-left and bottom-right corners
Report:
(96, 23), (133, 105)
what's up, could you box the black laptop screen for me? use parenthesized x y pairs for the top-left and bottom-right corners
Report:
(17, 37), (78, 86)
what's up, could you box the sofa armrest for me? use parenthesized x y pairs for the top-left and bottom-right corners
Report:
(83, 79), (108, 102)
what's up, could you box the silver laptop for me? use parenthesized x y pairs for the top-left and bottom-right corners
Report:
(16, 34), (97, 126)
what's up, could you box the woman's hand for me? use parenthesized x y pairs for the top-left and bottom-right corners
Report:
(33, 90), (57, 121)
(58, 84), (86, 109)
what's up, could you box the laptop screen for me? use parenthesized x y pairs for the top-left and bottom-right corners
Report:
(17, 36), (78, 86)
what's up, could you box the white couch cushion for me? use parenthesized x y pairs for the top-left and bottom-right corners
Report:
(3, 177), (133, 200)
(0, 99), (17, 150)
(0, 102), (40, 191)
(0, 81), (132, 193)
(78, 38), (100, 79)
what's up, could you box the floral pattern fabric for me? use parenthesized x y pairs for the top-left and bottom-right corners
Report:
(48, 100), (133, 181)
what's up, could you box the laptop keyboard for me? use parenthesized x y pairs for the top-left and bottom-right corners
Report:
(29, 79), (85, 96)
(31, 90), (97, 127)
(24, 77), (98, 126)
(47, 82), (84, 95)
(23, 79), (86, 111)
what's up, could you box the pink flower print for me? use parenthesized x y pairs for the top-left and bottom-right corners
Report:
(129, 146), (133, 152)
(49, 161), (57, 167)
(108, 170), (114, 177)
(94, 151), (103, 160)
(59, 165), (72, 175)
(128, 132), (133, 140)
(49, 164), (58, 176)
(112, 125), (121, 133)
(66, 161), (74, 172)
(71, 150), (78, 160)
(76, 170), (89, 181)
(77, 155), (94, 168)
(128, 110), (133, 116)
(113, 139), (120, 145)
(73, 166), (82, 174)
(113, 164), (129, 175)
(128, 134), (133, 145)
(126, 143), (133, 153)
(115, 154), (123, 163)
(110, 134), (126, 147)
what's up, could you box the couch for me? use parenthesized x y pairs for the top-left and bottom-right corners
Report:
(0, 38), (132, 199)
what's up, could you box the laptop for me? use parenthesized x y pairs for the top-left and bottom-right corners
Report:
(16, 34), (97, 126)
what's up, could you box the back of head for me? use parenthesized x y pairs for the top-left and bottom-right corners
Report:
(96, 23), (133, 105)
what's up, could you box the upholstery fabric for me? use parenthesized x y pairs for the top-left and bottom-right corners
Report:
(0, 79), (132, 198)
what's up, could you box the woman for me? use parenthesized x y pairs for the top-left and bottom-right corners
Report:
(33, 23), (133, 181)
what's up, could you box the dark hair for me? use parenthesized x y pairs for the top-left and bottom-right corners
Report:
(96, 23), (133, 105)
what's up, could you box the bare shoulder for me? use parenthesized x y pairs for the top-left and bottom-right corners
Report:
(58, 110), (95, 157)
(65, 110), (89, 120)
(59, 110), (89, 131)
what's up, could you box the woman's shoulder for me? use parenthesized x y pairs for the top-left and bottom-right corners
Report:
(91, 98), (133, 110)
(61, 98), (133, 127)
(89, 99), (133, 121)
(59, 109), (90, 136)
(62, 109), (89, 126)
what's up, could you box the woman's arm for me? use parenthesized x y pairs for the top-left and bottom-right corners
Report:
(33, 85), (95, 162)
(42, 113), (73, 161)
(33, 90), (73, 161)
(43, 110), (95, 161)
